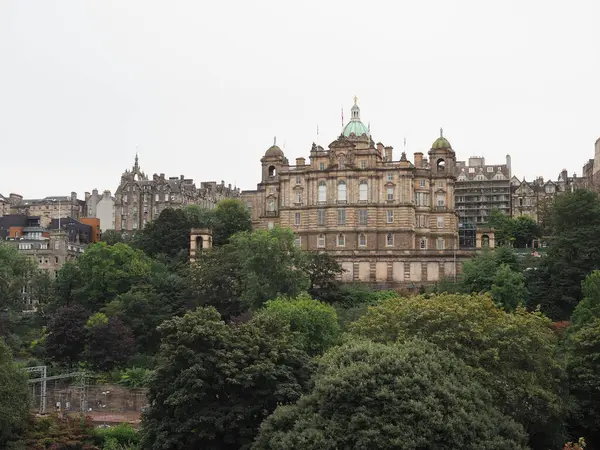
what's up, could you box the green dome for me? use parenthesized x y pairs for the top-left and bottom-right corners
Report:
(343, 120), (369, 137)
(432, 128), (452, 149)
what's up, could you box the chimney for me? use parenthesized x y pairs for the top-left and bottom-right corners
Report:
(85, 192), (91, 200)
(377, 142), (384, 156)
(385, 146), (393, 162)
(414, 152), (423, 168)
(296, 157), (305, 166)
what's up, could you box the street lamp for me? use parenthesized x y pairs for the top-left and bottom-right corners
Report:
(101, 391), (110, 427)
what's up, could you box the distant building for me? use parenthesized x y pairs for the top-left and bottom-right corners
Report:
(6, 192), (84, 227)
(85, 189), (115, 232)
(455, 155), (512, 226)
(114, 155), (240, 231)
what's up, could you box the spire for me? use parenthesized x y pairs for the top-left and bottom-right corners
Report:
(273, 136), (277, 146)
(440, 127), (444, 137)
(354, 95), (358, 105)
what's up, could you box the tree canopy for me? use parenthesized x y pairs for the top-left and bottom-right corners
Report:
(0, 338), (29, 446)
(253, 339), (528, 450)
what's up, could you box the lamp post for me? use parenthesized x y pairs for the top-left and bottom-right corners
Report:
(101, 390), (110, 426)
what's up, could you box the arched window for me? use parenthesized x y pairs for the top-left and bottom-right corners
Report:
(358, 233), (367, 247)
(337, 233), (345, 247)
(268, 166), (276, 177)
(386, 233), (394, 247)
(436, 159), (445, 172)
(338, 180), (347, 202)
(267, 199), (275, 212)
(359, 180), (368, 202)
(318, 181), (327, 203)
(482, 234), (490, 247)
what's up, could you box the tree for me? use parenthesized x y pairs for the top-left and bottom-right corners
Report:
(45, 305), (89, 367)
(349, 294), (567, 449)
(564, 318), (600, 447)
(301, 252), (344, 300)
(490, 263), (528, 311)
(257, 293), (340, 356)
(139, 307), (314, 450)
(228, 228), (310, 310)
(85, 316), (135, 371)
(0, 242), (39, 313)
(0, 338), (29, 446)
(488, 208), (514, 246)
(569, 270), (600, 334)
(211, 199), (253, 247)
(540, 190), (600, 320)
(511, 215), (541, 248)
(253, 339), (527, 450)
(100, 230), (126, 246)
(54, 242), (159, 312)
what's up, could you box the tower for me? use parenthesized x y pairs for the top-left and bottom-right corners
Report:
(190, 228), (212, 262)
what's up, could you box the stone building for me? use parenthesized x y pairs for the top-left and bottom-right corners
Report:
(4, 192), (84, 227)
(455, 155), (512, 226)
(242, 99), (467, 286)
(114, 155), (240, 231)
(85, 189), (116, 232)
(511, 169), (583, 223)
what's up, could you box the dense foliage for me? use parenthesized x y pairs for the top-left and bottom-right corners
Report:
(0, 338), (29, 446)
(254, 339), (528, 450)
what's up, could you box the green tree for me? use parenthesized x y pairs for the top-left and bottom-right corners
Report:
(100, 230), (127, 246)
(211, 199), (253, 247)
(490, 263), (528, 311)
(139, 307), (314, 450)
(569, 270), (600, 334)
(45, 305), (89, 367)
(564, 318), (600, 446)
(134, 208), (195, 262)
(349, 293), (567, 449)
(488, 208), (514, 246)
(512, 215), (541, 248)
(0, 242), (39, 313)
(0, 338), (29, 446)
(301, 252), (344, 301)
(54, 242), (159, 312)
(257, 293), (340, 356)
(85, 316), (135, 371)
(253, 339), (527, 450)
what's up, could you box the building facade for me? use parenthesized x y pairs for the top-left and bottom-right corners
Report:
(4, 192), (84, 227)
(113, 155), (241, 232)
(85, 189), (116, 232)
(455, 156), (512, 226)
(242, 100), (467, 286)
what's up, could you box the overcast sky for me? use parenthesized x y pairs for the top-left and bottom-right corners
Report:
(1, 0), (598, 198)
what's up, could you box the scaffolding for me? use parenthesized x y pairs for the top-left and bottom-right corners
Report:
(26, 366), (88, 415)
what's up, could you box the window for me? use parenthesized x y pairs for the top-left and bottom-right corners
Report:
(387, 187), (394, 201)
(420, 237), (427, 249)
(268, 166), (276, 177)
(338, 209), (346, 225)
(360, 160), (367, 169)
(267, 199), (275, 212)
(419, 179), (426, 188)
(295, 212), (301, 225)
(387, 210), (394, 223)
(359, 180), (368, 201)
(294, 236), (301, 247)
(318, 181), (327, 203)
(359, 209), (368, 225)
(386, 233), (394, 247)
(295, 191), (302, 204)
(338, 180), (347, 202)
(468, 167), (475, 173)
(317, 209), (326, 226)
(437, 216), (444, 228)
(155, 194), (159, 201)
(387, 172), (394, 182)
(437, 195), (445, 207)
(317, 234), (325, 248)
(359, 233), (367, 247)
(267, 221), (274, 229)
(437, 237), (445, 250)
(486, 166), (494, 173)
(416, 215), (426, 228)
(296, 176), (301, 185)
(319, 162), (325, 171)
(337, 233), (345, 247)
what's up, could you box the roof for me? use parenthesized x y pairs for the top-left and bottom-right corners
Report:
(265, 145), (284, 158)
(343, 120), (369, 138)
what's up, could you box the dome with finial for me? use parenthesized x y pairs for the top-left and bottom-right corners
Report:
(343, 96), (369, 138)
(432, 128), (452, 149)
(264, 136), (284, 158)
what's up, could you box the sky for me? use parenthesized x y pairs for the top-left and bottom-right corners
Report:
(0, 0), (598, 198)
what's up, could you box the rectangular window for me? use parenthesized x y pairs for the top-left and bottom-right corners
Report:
(387, 187), (394, 201)
(359, 233), (366, 247)
(359, 209), (368, 226)
(294, 237), (301, 247)
(337, 209), (346, 225)
(387, 210), (393, 223)
(387, 173), (394, 182)
(420, 179), (426, 188)
(295, 212), (301, 225)
(267, 221), (274, 229)
(319, 162), (325, 170)
(420, 238), (427, 249)
(296, 176), (301, 185)
(337, 234), (345, 247)
(317, 209), (326, 226)
(437, 216), (444, 228)
(360, 160), (367, 169)
(437, 238), (445, 250)
(295, 192), (302, 204)
(386, 233), (394, 247)
(437, 196), (445, 207)
(317, 234), (325, 248)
